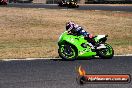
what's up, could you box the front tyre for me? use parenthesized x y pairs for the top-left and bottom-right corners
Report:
(58, 44), (77, 60)
(98, 43), (114, 59)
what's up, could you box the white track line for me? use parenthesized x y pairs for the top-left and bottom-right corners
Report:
(1, 58), (58, 61)
(1, 54), (132, 61)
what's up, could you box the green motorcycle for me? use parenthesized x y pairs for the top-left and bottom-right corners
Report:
(58, 31), (114, 60)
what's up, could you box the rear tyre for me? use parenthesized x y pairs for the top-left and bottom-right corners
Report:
(98, 43), (114, 59)
(58, 44), (77, 61)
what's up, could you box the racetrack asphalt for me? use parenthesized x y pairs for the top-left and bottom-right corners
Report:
(0, 56), (132, 88)
(1, 3), (132, 12)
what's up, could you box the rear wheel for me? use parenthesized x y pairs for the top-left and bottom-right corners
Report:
(58, 44), (77, 60)
(98, 43), (114, 59)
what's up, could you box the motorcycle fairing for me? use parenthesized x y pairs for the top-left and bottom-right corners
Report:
(58, 31), (96, 57)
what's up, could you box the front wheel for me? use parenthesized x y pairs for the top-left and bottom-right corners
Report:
(98, 43), (114, 59)
(58, 44), (77, 60)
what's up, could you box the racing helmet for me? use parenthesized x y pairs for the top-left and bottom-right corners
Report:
(66, 22), (74, 32)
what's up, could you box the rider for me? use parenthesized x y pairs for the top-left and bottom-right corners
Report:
(66, 21), (95, 48)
